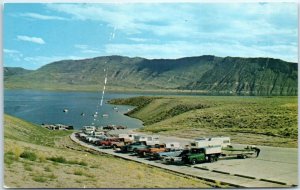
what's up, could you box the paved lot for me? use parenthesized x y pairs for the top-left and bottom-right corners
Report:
(109, 129), (298, 185)
(156, 134), (298, 186)
(70, 132), (298, 187)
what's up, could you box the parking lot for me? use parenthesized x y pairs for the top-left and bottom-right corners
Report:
(70, 132), (298, 187)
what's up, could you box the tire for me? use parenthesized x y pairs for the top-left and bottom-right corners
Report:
(215, 156), (219, 161)
(191, 159), (197, 165)
(133, 148), (137, 153)
(238, 154), (246, 159)
(112, 144), (117, 150)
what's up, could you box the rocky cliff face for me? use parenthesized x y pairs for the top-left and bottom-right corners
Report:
(4, 55), (297, 95)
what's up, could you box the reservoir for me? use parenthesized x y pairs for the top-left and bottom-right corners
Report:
(4, 90), (144, 130)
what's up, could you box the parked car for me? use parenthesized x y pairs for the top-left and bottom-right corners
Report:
(163, 149), (190, 164)
(151, 149), (184, 160)
(137, 142), (181, 157)
(116, 125), (127, 130)
(121, 141), (149, 153)
(111, 138), (133, 149)
(103, 125), (117, 130)
(97, 138), (121, 147)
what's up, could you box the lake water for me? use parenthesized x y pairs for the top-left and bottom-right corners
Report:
(4, 90), (145, 130)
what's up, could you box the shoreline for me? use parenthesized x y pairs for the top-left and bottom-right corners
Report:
(4, 87), (298, 97)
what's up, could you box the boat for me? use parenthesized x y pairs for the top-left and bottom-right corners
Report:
(63, 109), (68, 113)
(102, 114), (109, 117)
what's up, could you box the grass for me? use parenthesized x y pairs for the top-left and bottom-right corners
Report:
(4, 114), (72, 147)
(73, 169), (84, 176)
(20, 151), (37, 161)
(47, 156), (67, 163)
(4, 114), (212, 188)
(4, 152), (15, 165)
(47, 156), (88, 166)
(32, 176), (47, 183)
(24, 164), (33, 171)
(44, 166), (52, 172)
(111, 96), (298, 147)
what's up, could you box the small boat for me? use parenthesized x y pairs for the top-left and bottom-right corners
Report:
(63, 109), (68, 113)
(113, 106), (118, 110)
(102, 114), (109, 117)
(81, 113), (85, 116)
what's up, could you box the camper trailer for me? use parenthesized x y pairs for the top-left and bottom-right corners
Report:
(193, 137), (231, 148)
(134, 135), (159, 145)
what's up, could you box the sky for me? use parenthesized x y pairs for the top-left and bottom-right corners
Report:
(3, 3), (298, 70)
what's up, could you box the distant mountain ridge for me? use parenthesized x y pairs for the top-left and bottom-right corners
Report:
(4, 55), (298, 95)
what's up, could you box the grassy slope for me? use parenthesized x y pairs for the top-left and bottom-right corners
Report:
(4, 55), (298, 95)
(4, 114), (212, 188)
(110, 96), (298, 148)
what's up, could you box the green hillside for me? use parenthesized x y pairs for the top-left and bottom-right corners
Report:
(4, 67), (32, 79)
(4, 114), (71, 147)
(110, 96), (298, 148)
(4, 55), (297, 95)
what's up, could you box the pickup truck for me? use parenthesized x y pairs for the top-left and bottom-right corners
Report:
(152, 149), (183, 160)
(182, 146), (222, 164)
(137, 144), (166, 157)
(136, 143), (180, 157)
(121, 141), (150, 153)
(111, 138), (133, 149)
(163, 149), (190, 164)
(97, 137), (120, 147)
(86, 135), (107, 144)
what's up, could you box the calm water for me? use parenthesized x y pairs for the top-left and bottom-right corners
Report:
(4, 90), (145, 129)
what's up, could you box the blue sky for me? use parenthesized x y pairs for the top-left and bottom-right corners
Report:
(4, 3), (298, 70)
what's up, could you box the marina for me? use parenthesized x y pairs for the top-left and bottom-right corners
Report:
(4, 90), (144, 130)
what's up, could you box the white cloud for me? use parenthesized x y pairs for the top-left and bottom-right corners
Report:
(46, 3), (297, 38)
(4, 49), (23, 62)
(128, 38), (150, 42)
(74, 44), (89, 49)
(21, 12), (68, 20)
(17, 35), (45, 44)
(4, 49), (21, 54)
(81, 49), (101, 54)
(74, 44), (101, 54)
(46, 4), (198, 36)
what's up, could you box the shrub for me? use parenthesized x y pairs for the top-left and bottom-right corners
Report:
(78, 161), (88, 166)
(12, 145), (23, 160)
(32, 176), (47, 183)
(47, 173), (57, 180)
(47, 156), (67, 163)
(44, 166), (52, 172)
(68, 160), (88, 166)
(20, 151), (37, 161)
(38, 152), (46, 162)
(74, 169), (84, 176)
(24, 164), (33, 171)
